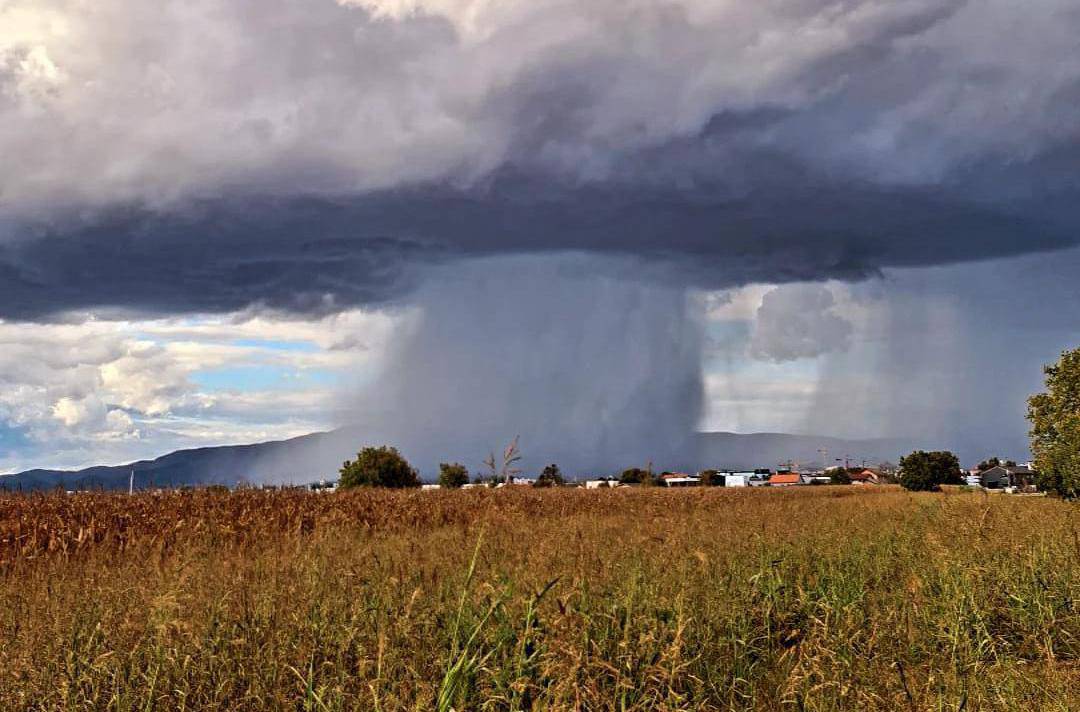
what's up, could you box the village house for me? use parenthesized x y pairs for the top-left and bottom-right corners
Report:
(661, 473), (701, 487)
(495, 477), (536, 487)
(768, 473), (801, 487)
(719, 471), (756, 487)
(979, 464), (1037, 490)
(848, 469), (879, 485)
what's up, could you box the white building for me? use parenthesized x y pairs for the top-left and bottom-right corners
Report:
(662, 475), (701, 487)
(717, 470), (757, 487)
(495, 477), (535, 487)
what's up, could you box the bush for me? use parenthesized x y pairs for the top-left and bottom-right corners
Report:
(898, 450), (961, 492)
(699, 469), (722, 486)
(619, 467), (647, 484)
(339, 446), (420, 489)
(437, 463), (470, 489)
(535, 464), (566, 488)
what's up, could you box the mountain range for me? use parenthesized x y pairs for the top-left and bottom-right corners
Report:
(0, 430), (918, 491)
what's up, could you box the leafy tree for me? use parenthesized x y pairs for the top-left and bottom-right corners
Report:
(339, 446), (419, 489)
(830, 468), (852, 485)
(534, 463), (565, 488)
(699, 469), (722, 486)
(619, 467), (650, 485)
(1028, 347), (1080, 499)
(977, 457), (1001, 472)
(936, 453), (964, 485)
(898, 450), (962, 492)
(438, 462), (470, 489)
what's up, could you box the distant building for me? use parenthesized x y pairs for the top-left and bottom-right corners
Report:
(661, 473), (700, 487)
(848, 469), (879, 485)
(979, 464), (1036, 490)
(768, 473), (801, 487)
(495, 477), (535, 487)
(747, 471), (771, 487)
(802, 474), (833, 485)
(718, 470), (756, 487)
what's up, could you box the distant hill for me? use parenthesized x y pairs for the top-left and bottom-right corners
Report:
(1, 429), (922, 491)
(0, 429), (363, 492)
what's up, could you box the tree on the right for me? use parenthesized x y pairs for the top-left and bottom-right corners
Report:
(1028, 347), (1080, 499)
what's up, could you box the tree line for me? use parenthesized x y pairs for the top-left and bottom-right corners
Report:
(337, 439), (569, 490)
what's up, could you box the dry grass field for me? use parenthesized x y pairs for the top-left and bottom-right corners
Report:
(1, 486), (1078, 711)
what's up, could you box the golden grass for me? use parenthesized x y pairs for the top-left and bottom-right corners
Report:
(1, 486), (1078, 710)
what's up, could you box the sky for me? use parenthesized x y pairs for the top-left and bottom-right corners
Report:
(2, 0), (1080, 473)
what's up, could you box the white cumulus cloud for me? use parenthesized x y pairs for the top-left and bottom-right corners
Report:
(0, 308), (394, 472)
(750, 284), (854, 363)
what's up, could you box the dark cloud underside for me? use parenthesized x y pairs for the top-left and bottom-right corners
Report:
(3, 160), (1075, 320)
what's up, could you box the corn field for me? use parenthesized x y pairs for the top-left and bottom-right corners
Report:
(1, 486), (1078, 710)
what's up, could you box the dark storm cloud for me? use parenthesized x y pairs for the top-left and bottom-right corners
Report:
(2, 163), (1072, 320)
(2, 0), (1080, 319)
(0, 203), (433, 319)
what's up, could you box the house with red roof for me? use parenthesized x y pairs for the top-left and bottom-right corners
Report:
(849, 469), (879, 485)
(768, 473), (802, 487)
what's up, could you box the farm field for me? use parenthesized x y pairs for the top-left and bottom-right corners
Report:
(1, 486), (1078, 711)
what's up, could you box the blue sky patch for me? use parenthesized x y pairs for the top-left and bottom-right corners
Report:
(192, 364), (338, 392)
(232, 338), (321, 353)
(0, 425), (30, 459)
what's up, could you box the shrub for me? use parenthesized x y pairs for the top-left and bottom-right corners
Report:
(339, 446), (420, 489)
(438, 463), (470, 489)
(898, 450), (961, 492)
(699, 469), (722, 486)
(619, 467), (649, 484)
(535, 464), (565, 488)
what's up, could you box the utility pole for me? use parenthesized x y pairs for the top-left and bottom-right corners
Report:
(817, 448), (828, 472)
(129, 469), (134, 495)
